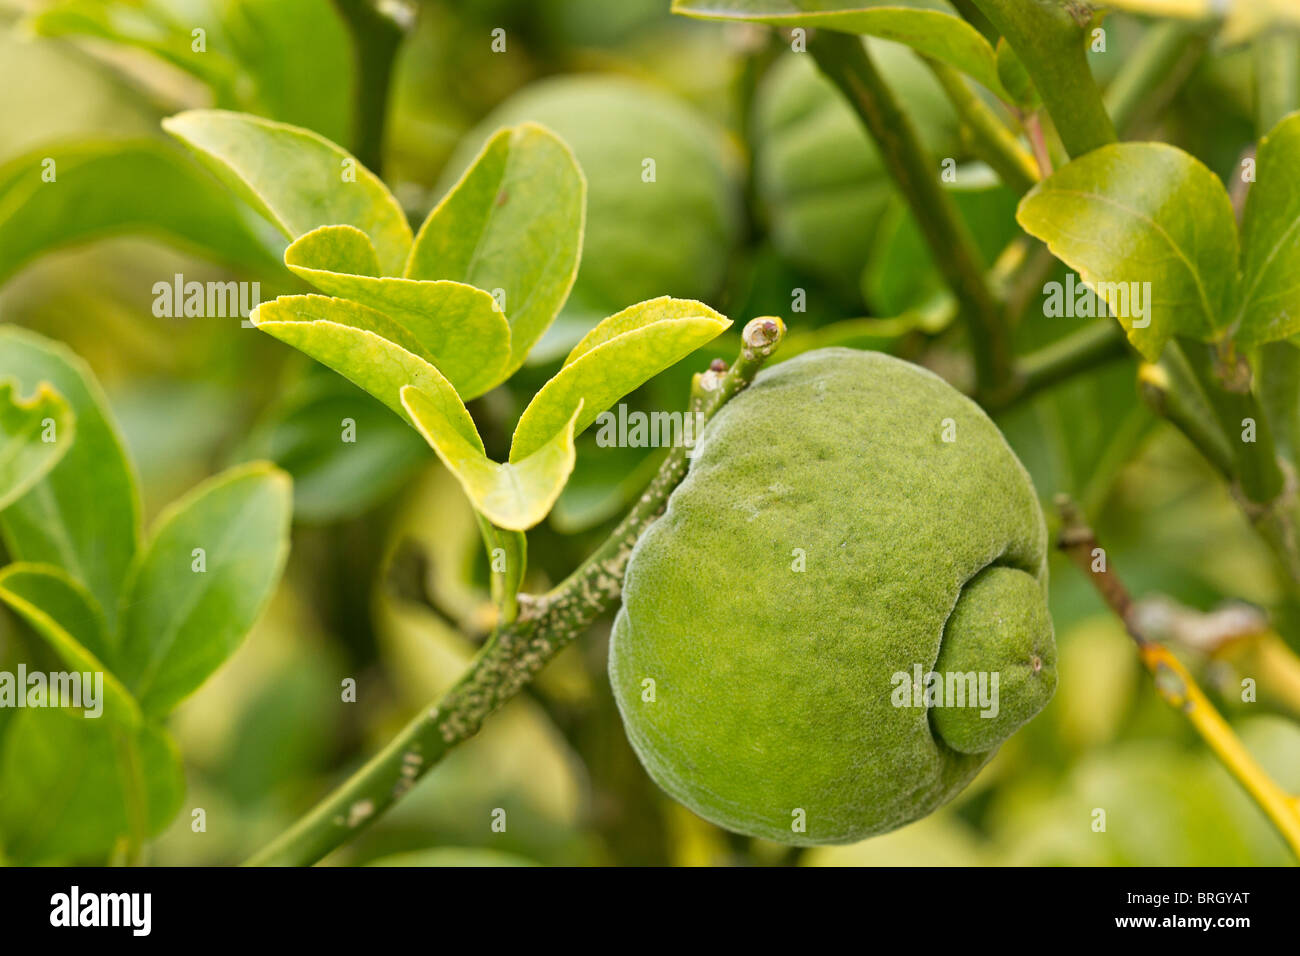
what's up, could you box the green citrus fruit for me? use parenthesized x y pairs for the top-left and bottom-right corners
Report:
(609, 348), (1056, 844)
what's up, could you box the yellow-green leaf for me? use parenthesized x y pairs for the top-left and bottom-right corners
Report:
(1238, 112), (1300, 345)
(406, 123), (586, 375)
(284, 233), (511, 398)
(401, 385), (582, 532)
(671, 0), (1011, 100)
(251, 295), (457, 422)
(162, 109), (411, 274)
(511, 296), (731, 460)
(1016, 143), (1239, 360)
(285, 223), (381, 276)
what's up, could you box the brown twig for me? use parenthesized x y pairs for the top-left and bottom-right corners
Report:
(1055, 495), (1300, 858)
(1056, 496), (1143, 644)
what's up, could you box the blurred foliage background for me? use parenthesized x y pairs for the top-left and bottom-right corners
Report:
(0, 0), (1297, 866)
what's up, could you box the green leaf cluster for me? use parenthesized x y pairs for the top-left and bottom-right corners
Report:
(0, 327), (292, 862)
(165, 111), (732, 533)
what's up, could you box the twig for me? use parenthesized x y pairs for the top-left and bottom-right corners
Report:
(1145, 345), (1300, 590)
(923, 58), (1039, 195)
(970, 0), (1117, 158)
(245, 318), (787, 866)
(1022, 111), (1053, 179)
(1056, 496), (1300, 859)
(1001, 242), (1061, 326)
(809, 31), (1012, 403)
(1137, 360), (1234, 480)
(997, 320), (1129, 408)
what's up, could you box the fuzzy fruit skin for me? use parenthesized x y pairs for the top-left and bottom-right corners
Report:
(609, 348), (1055, 845)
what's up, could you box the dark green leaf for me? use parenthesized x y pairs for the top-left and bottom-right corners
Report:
(1238, 112), (1300, 345)
(0, 563), (139, 726)
(239, 364), (428, 523)
(0, 328), (140, 633)
(672, 0), (1011, 99)
(0, 140), (279, 285)
(116, 462), (291, 716)
(0, 708), (182, 863)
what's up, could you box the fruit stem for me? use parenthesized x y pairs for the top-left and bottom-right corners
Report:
(1056, 496), (1300, 860)
(244, 318), (786, 867)
(808, 30), (1012, 404)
